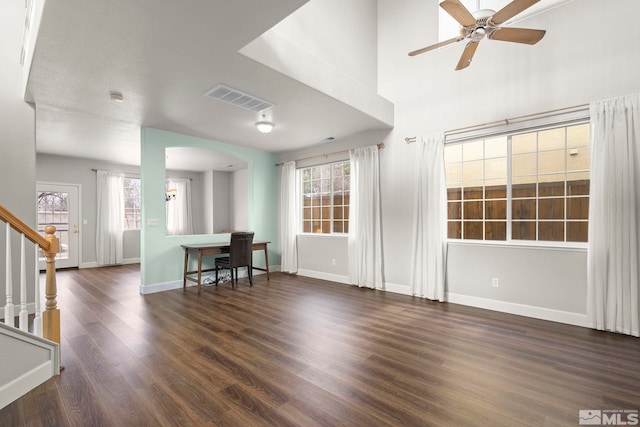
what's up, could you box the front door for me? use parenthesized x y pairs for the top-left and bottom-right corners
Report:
(37, 183), (80, 269)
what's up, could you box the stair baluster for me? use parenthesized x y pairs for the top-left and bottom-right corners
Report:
(4, 222), (14, 327)
(33, 244), (42, 337)
(19, 234), (28, 331)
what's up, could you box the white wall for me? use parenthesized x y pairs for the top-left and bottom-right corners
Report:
(373, 0), (640, 325)
(211, 171), (231, 232)
(269, 0), (378, 90)
(203, 170), (214, 234)
(230, 169), (248, 231)
(240, 0), (393, 128)
(36, 154), (143, 266)
(279, 128), (390, 281)
(37, 155), (211, 265)
(279, 0), (640, 327)
(0, 2), (38, 309)
(165, 169), (206, 235)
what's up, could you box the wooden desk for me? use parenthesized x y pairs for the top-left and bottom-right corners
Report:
(181, 241), (270, 295)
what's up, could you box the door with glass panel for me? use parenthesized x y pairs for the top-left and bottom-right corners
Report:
(36, 183), (80, 269)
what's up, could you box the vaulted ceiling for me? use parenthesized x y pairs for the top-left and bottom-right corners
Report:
(26, 0), (394, 166)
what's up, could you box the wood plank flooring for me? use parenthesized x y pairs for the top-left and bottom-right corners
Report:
(1, 264), (639, 426)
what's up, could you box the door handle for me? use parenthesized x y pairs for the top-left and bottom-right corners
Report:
(73, 224), (79, 234)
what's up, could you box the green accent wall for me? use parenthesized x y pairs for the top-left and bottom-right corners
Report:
(140, 127), (279, 291)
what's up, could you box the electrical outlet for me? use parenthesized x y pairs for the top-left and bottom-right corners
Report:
(331, 258), (336, 266)
(492, 278), (499, 288)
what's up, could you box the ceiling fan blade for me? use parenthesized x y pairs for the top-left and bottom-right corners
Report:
(489, 27), (546, 44)
(491, 0), (540, 25)
(440, 0), (476, 27)
(409, 36), (465, 56)
(455, 41), (479, 71)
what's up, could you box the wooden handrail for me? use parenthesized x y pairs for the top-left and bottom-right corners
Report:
(0, 204), (49, 250)
(1, 203), (60, 345)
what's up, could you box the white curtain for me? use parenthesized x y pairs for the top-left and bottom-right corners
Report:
(348, 145), (383, 289)
(166, 178), (193, 236)
(96, 170), (124, 265)
(279, 161), (298, 274)
(587, 93), (640, 337)
(410, 136), (447, 301)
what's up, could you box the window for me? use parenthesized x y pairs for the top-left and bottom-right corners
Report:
(300, 162), (350, 234)
(37, 191), (69, 260)
(123, 177), (141, 230)
(445, 122), (590, 243)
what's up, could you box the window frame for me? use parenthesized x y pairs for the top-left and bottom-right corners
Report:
(123, 176), (142, 231)
(444, 119), (590, 249)
(298, 160), (350, 236)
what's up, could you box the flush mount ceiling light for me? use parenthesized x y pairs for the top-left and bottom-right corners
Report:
(255, 114), (275, 134)
(110, 91), (125, 103)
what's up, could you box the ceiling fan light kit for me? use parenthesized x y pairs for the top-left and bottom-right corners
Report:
(409, 0), (546, 70)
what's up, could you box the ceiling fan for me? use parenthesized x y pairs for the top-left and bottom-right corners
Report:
(409, 0), (546, 70)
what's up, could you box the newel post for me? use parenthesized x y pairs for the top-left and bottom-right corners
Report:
(42, 225), (60, 344)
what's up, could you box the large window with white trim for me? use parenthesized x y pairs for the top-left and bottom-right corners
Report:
(300, 162), (350, 234)
(445, 122), (590, 243)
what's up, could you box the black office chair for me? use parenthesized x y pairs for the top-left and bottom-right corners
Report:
(215, 232), (254, 289)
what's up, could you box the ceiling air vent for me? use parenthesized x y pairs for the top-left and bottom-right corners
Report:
(203, 84), (274, 112)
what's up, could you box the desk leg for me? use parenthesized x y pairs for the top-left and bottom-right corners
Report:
(264, 245), (270, 281)
(197, 250), (203, 295)
(183, 249), (189, 292)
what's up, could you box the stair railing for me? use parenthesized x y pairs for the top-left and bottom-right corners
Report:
(0, 204), (60, 344)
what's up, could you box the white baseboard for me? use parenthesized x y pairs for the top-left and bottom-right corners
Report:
(294, 268), (588, 328)
(296, 269), (349, 285)
(80, 261), (98, 269)
(138, 265), (587, 329)
(140, 280), (184, 295)
(81, 258), (139, 269)
(140, 265), (278, 295)
(382, 281), (412, 296)
(295, 270), (412, 296)
(446, 292), (589, 328)
(0, 361), (57, 410)
(0, 324), (60, 409)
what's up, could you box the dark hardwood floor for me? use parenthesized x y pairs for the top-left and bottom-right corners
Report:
(1, 265), (638, 426)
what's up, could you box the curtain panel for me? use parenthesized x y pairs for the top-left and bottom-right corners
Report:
(96, 170), (124, 265)
(166, 178), (193, 236)
(587, 93), (640, 337)
(348, 145), (383, 289)
(279, 161), (298, 274)
(410, 136), (447, 301)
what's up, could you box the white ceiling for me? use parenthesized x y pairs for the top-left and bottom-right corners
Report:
(27, 0), (392, 167)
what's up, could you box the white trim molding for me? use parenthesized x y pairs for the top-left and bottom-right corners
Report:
(296, 269), (349, 285)
(296, 269), (589, 328)
(446, 292), (589, 328)
(140, 266), (279, 295)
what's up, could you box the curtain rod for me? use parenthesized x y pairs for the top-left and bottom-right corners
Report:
(404, 102), (589, 143)
(91, 169), (195, 181)
(91, 168), (140, 177)
(275, 142), (385, 166)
